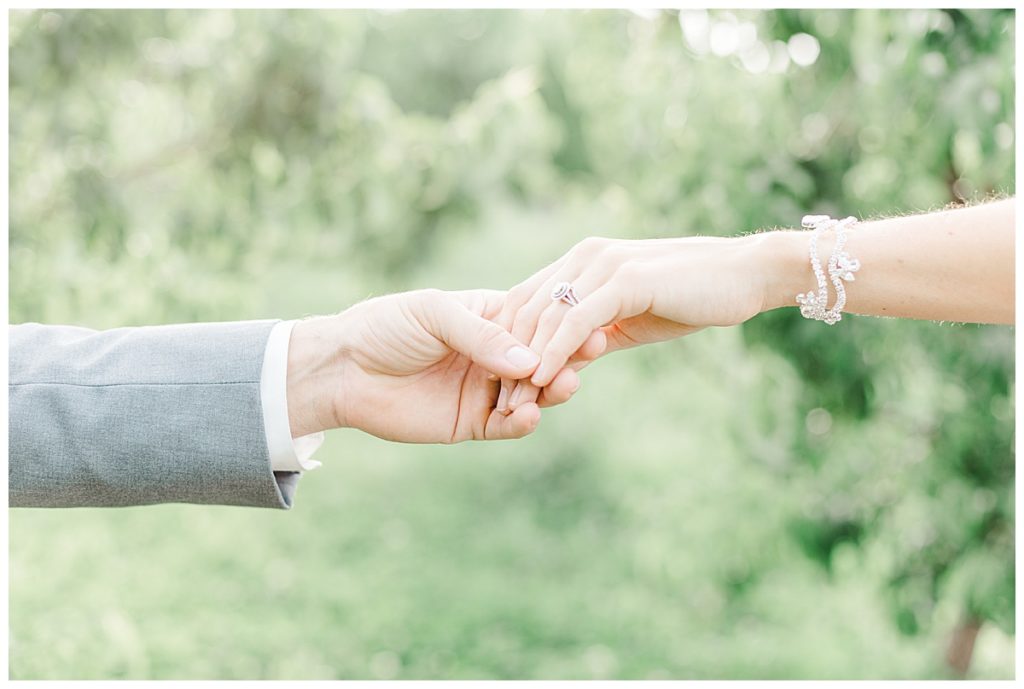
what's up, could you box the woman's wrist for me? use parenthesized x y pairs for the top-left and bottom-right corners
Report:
(744, 230), (818, 314)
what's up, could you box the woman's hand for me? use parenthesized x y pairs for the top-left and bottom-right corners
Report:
(498, 234), (790, 413)
(498, 199), (1016, 414)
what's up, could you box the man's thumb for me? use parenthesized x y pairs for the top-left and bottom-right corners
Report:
(431, 296), (540, 379)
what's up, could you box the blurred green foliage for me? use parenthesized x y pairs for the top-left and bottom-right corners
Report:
(9, 8), (1014, 679)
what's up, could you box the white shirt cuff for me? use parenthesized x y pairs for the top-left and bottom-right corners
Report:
(260, 320), (325, 472)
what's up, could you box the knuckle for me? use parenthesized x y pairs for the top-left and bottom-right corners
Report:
(538, 307), (565, 332)
(545, 340), (571, 363)
(507, 283), (533, 309)
(563, 307), (590, 330)
(565, 300), (589, 323)
(600, 244), (631, 269)
(418, 287), (446, 301)
(513, 301), (546, 331)
(573, 236), (611, 259)
(413, 288), (448, 316)
(612, 260), (643, 284)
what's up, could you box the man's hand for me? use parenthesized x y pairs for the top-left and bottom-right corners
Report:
(284, 289), (601, 443)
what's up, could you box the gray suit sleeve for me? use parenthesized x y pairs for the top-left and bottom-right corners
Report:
(9, 320), (301, 509)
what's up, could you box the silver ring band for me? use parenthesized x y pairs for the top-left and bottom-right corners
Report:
(550, 281), (580, 306)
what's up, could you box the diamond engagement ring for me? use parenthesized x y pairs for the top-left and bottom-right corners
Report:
(551, 281), (580, 306)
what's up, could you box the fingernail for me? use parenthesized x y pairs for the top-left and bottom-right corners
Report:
(505, 345), (539, 369)
(486, 372), (499, 382)
(571, 377), (581, 393)
(509, 386), (524, 409)
(497, 385), (509, 413)
(531, 364), (550, 387)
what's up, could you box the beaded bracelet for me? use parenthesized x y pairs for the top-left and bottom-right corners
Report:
(795, 214), (861, 324)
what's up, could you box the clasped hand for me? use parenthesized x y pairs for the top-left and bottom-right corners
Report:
(287, 234), (776, 444)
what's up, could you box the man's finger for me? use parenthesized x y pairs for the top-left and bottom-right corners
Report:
(430, 297), (540, 379)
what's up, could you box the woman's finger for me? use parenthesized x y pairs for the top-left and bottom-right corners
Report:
(506, 325), (606, 412)
(573, 328), (608, 363)
(506, 273), (610, 412)
(511, 328), (604, 411)
(498, 237), (619, 413)
(495, 257), (570, 412)
(508, 268), (582, 360)
(532, 277), (645, 386)
(599, 317), (702, 355)
(536, 367), (580, 408)
(484, 401), (541, 440)
(501, 282), (577, 413)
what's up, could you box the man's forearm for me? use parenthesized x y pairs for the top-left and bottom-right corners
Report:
(286, 315), (349, 438)
(10, 321), (295, 508)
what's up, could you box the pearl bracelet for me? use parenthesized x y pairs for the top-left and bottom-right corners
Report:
(795, 214), (861, 325)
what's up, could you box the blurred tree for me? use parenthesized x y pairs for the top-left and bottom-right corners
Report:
(8, 8), (1013, 679)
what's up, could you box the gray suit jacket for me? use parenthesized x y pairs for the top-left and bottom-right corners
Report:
(9, 321), (299, 509)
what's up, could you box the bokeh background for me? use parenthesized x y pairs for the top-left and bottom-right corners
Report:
(8, 8), (1015, 680)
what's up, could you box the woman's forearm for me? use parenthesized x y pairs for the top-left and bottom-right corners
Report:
(508, 198), (1015, 393)
(757, 199), (1015, 324)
